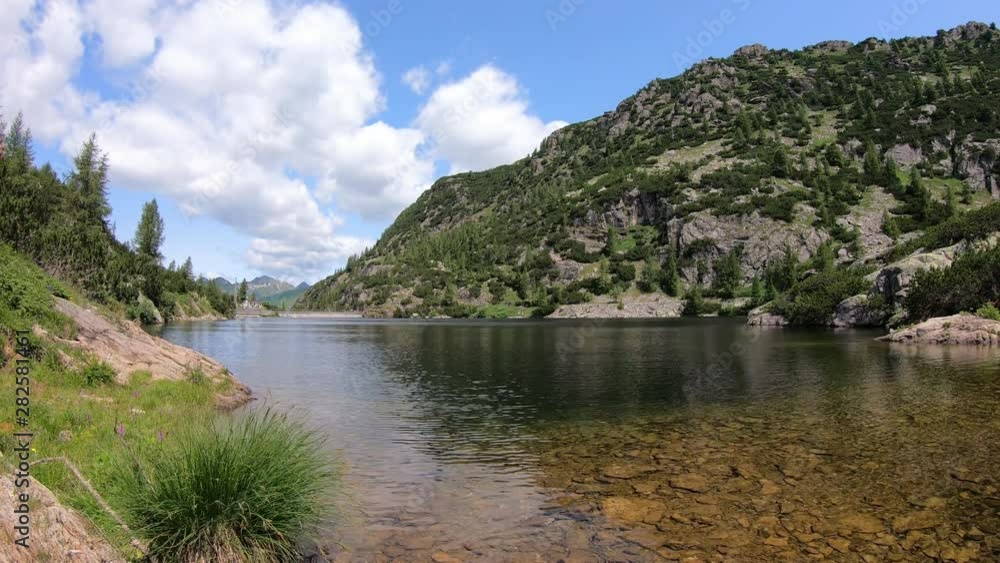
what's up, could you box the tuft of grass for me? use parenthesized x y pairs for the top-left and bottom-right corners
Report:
(976, 302), (1000, 322)
(112, 407), (337, 562)
(184, 366), (208, 385)
(80, 360), (116, 386)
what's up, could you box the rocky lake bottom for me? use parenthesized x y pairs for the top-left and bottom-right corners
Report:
(155, 318), (1000, 562)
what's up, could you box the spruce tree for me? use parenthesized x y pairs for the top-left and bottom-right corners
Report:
(134, 199), (166, 260)
(70, 134), (111, 227)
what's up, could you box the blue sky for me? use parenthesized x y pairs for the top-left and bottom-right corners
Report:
(6, 0), (998, 283)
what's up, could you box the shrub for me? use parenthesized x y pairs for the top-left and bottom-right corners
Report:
(185, 367), (208, 385)
(81, 361), (116, 386)
(531, 303), (559, 318)
(975, 302), (1000, 321)
(112, 408), (336, 563)
(126, 296), (162, 325)
(777, 268), (868, 326)
(682, 286), (705, 316)
(907, 246), (1000, 321)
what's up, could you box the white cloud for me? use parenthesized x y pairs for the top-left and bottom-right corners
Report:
(401, 65), (430, 94)
(85, 0), (159, 67)
(415, 65), (567, 173)
(0, 2), (564, 279)
(1, 0), (429, 279)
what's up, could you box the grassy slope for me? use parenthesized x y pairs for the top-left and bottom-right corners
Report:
(0, 245), (231, 558)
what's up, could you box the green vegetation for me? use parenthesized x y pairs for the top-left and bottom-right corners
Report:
(298, 25), (1000, 318)
(976, 302), (1000, 321)
(1, 239), (334, 560)
(907, 246), (1000, 321)
(772, 268), (869, 326)
(112, 408), (335, 562)
(0, 114), (233, 322)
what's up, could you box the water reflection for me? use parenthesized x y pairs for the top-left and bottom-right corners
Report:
(155, 318), (999, 560)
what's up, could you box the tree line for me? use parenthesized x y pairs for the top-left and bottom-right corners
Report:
(0, 112), (234, 321)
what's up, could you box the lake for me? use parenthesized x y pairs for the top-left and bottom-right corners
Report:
(155, 317), (1000, 562)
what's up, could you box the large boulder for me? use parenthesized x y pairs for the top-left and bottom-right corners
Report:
(832, 294), (889, 328)
(747, 305), (787, 327)
(880, 314), (1000, 346)
(867, 243), (962, 306)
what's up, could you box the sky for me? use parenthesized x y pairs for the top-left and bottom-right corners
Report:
(2, 0), (997, 283)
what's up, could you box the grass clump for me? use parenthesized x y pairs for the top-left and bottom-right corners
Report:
(112, 407), (336, 562)
(975, 302), (1000, 321)
(80, 360), (116, 386)
(184, 366), (208, 385)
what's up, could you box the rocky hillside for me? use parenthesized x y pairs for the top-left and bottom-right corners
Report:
(298, 22), (1000, 320)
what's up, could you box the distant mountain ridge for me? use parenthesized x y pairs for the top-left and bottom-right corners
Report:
(207, 275), (310, 302)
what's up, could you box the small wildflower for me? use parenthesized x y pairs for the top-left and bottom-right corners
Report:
(156, 430), (165, 442)
(115, 422), (126, 438)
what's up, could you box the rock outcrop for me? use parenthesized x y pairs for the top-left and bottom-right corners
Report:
(747, 305), (787, 327)
(833, 294), (889, 328)
(867, 243), (961, 306)
(879, 314), (1000, 345)
(0, 476), (122, 562)
(43, 298), (251, 410)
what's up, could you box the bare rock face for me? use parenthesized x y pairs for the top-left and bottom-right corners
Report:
(880, 315), (1000, 345)
(832, 294), (889, 328)
(747, 305), (787, 327)
(806, 40), (853, 53)
(867, 243), (962, 306)
(884, 144), (923, 167)
(679, 212), (827, 282)
(46, 298), (251, 409)
(733, 44), (769, 58)
(578, 190), (671, 230)
(0, 476), (122, 562)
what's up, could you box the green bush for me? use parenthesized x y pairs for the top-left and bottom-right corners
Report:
(976, 302), (1000, 321)
(776, 268), (868, 326)
(112, 408), (336, 562)
(126, 295), (161, 325)
(908, 246), (1000, 321)
(81, 361), (116, 386)
(531, 303), (558, 318)
(184, 367), (208, 385)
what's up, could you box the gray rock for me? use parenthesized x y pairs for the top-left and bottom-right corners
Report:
(747, 305), (787, 327)
(733, 44), (769, 58)
(884, 144), (923, 167)
(867, 244), (962, 306)
(832, 294), (889, 328)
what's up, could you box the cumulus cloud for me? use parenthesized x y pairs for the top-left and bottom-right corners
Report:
(415, 65), (567, 173)
(401, 65), (430, 94)
(0, 2), (563, 279)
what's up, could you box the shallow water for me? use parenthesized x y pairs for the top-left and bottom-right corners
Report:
(155, 318), (1000, 562)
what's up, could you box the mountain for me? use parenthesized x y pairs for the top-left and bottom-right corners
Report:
(209, 275), (297, 300)
(262, 282), (312, 309)
(210, 277), (236, 294)
(297, 22), (1000, 321)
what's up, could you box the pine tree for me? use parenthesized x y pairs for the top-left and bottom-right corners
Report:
(134, 199), (165, 260)
(238, 279), (249, 303)
(862, 140), (883, 185)
(3, 112), (34, 174)
(750, 275), (764, 307)
(661, 249), (680, 297)
(70, 134), (111, 227)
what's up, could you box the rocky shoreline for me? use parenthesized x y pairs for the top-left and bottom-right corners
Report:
(880, 314), (1000, 346)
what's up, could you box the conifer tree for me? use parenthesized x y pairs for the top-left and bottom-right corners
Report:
(134, 199), (166, 260)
